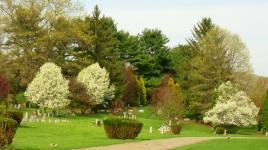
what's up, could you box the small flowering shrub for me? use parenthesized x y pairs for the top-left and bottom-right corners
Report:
(25, 62), (70, 109)
(103, 117), (143, 139)
(204, 81), (259, 131)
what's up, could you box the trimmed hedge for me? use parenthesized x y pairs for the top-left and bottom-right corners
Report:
(215, 126), (225, 134)
(0, 117), (18, 147)
(103, 117), (143, 139)
(171, 124), (182, 134)
(0, 109), (23, 125)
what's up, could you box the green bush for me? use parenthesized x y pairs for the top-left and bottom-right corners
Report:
(15, 92), (27, 104)
(103, 117), (143, 139)
(226, 125), (239, 134)
(171, 124), (182, 134)
(214, 126), (225, 134)
(0, 117), (18, 147)
(0, 109), (23, 125)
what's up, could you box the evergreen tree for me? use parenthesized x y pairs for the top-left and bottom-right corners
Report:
(187, 17), (215, 54)
(187, 27), (252, 117)
(138, 77), (147, 106)
(119, 28), (173, 89)
(78, 6), (125, 100)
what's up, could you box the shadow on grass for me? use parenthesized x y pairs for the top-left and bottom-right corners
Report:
(18, 125), (36, 129)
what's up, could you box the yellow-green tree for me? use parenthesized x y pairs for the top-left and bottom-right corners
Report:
(138, 77), (147, 106)
(152, 75), (184, 122)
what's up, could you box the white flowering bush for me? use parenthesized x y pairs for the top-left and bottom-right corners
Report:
(25, 62), (70, 109)
(204, 81), (259, 128)
(77, 63), (115, 105)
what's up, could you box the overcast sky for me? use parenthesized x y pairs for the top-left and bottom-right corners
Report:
(80, 0), (268, 77)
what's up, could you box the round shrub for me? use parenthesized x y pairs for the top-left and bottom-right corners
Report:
(0, 117), (18, 147)
(0, 109), (23, 125)
(103, 117), (143, 139)
(171, 124), (182, 134)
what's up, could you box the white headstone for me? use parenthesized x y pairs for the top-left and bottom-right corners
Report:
(161, 127), (164, 134)
(37, 110), (40, 116)
(149, 126), (153, 134)
(123, 112), (127, 118)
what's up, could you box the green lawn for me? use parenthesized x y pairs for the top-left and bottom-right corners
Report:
(172, 138), (268, 150)
(10, 107), (264, 150)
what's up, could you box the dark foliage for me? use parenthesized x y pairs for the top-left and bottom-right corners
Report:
(68, 79), (93, 114)
(262, 89), (268, 132)
(214, 126), (225, 134)
(0, 109), (24, 125)
(171, 124), (182, 134)
(0, 117), (18, 147)
(122, 65), (140, 106)
(0, 75), (11, 101)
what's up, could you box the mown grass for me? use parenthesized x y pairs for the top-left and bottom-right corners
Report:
(172, 138), (268, 150)
(10, 107), (263, 150)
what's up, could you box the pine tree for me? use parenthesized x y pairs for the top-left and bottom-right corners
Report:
(138, 77), (147, 106)
(187, 17), (215, 54)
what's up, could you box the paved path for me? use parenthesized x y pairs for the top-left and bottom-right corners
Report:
(79, 137), (220, 150)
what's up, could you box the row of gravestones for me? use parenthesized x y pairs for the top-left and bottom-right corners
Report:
(122, 112), (137, 119)
(22, 112), (69, 123)
(13, 104), (21, 109)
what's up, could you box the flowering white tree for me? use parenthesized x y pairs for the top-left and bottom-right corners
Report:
(25, 62), (70, 109)
(77, 63), (115, 105)
(204, 81), (259, 130)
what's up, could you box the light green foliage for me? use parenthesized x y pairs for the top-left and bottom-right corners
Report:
(169, 18), (215, 118)
(152, 76), (184, 122)
(186, 26), (252, 117)
(138, 77), (147, 106)
(15, 92), (27, 104)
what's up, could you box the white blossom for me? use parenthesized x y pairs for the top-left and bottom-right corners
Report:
(77, 63), (115, 105)
(25, 62), (70, 109)
(204, 81), (259, 127)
